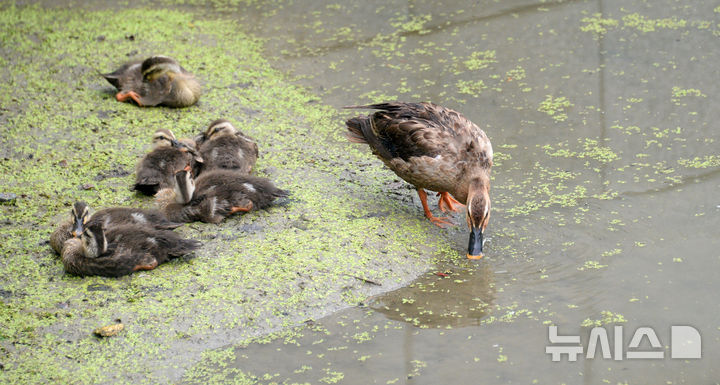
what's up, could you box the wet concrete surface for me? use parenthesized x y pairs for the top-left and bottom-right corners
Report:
(181, 0), (720, 383)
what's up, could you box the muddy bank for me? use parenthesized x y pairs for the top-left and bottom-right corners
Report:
(0, 5), (459, 384)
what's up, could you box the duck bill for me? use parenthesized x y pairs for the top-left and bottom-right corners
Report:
(170, 138), (181, 148)
(466, 227), (483, 259)
(71, 217), (84, 237)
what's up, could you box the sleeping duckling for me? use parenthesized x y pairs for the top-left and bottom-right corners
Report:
(196, 119), (258, 174)
(50, 201), (183, 255)
(102, 55), (201, 108)
(134, 129), (202, 196)
(156, 168), (288, 223)
(60, 219), (201, 277)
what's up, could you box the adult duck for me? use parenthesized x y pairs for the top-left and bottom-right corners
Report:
(345, 102), (493, 259)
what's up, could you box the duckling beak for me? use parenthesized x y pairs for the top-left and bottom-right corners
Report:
(170, 138), (181, 148)
(71, 217), (84, 238)
(467, 226), (483, 259)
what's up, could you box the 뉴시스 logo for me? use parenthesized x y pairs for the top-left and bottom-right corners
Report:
(546, 325), (701, 361)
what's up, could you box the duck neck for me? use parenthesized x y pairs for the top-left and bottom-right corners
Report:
(466, 175), (491, 231)
(458, 174), (489, 204)
(81, 229), (106, 258)
(173, 171), (194, 204)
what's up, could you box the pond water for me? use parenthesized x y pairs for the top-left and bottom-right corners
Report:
(184, 0), (720, 383)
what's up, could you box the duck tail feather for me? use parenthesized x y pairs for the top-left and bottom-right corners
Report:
(346, 116), (393, 160)
(345, 117), (368, 144)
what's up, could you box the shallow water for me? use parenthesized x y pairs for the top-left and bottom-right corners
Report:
(183, 0), (720, 383)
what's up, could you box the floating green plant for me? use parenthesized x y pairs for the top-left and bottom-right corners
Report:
(538, 95), (573, 122)
(580, 13), (619, 36)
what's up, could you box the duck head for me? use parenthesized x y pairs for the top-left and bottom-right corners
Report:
(173, 167), (195, 204)
(151, 128), (179, 149)
(81, 220), (107, 258)
(205, 119), (237, 139)
(176, 138), (197, 151)
(70, 201), (91, 237)
(177, 138), (204, 163)
(465, 177), (491, 259)
(141, 56), (183, 83)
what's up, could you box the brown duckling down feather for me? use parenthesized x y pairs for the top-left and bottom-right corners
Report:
(156, 169), (288, 224)
(134, 128), (202, 196)
(50, 201), (183, 255)
(345, 101), (493, 259)
(196, 119), (259, 174)
(102, 55), (201, 108)
(61, 219), (200, 277)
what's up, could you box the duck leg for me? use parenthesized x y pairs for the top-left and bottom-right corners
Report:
(417, 189), (452, 227)
(229, 200), (253, 214)
(115, 91), (144, 106)
(133, 260), (159, 271)
(437, 192), (464, 213)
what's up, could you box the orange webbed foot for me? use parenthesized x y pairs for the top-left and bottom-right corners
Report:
(133, 260), (159, 271)
(436, 192), (464, 213)
(115, 91), (143, 106)
(428, 215), (454, 228)
(417, 189), (454, 228)
(229, 201), (253, 214)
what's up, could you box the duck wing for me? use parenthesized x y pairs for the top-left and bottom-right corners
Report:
(346, 102), (492, 194)
(101, 61), (142, 90)
(346, 102), (467, 161)
(50, 219), (73, 255)
(369, 102), (491, 167)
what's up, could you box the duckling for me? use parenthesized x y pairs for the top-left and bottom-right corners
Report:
(156, 168), (288, 223)
(196, 119), (258, 174)
(345, 102), (493, 259)
(134, 128), (202, 196)
(61, 219), (201, 277)
(50, 201), (183, 255)
(50, 201), (89, 255)
(178, 137), (204, 177)
(102, 55), (201, 108)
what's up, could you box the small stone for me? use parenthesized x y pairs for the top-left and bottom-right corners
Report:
(0, 193), (17, 203)
(93, 323), (124, 337)
(95, 35), (105, 42)
(58, 160), (68, 167)
(81, 183), (95, 190)
(87, 283), (112, 292)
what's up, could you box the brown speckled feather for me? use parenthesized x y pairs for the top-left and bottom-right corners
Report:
(345, 102), (492, 203)
(50, 205), (182, 255)
(61, 223), (200, 277)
